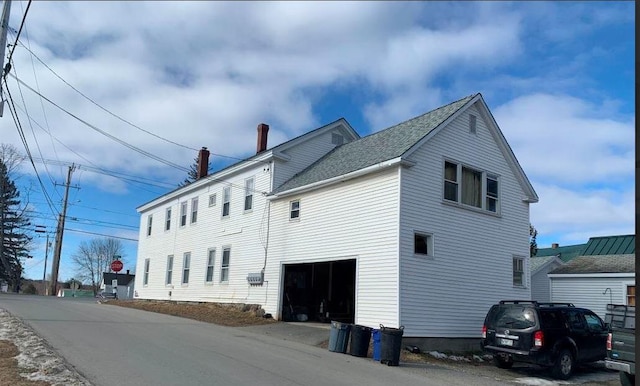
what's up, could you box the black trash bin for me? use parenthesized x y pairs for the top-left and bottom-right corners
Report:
(349, 325), (372, 357)
(380, 324), (404, 366)
(328, 321), (351, 353)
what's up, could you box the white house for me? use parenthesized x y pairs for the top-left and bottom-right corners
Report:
(530, 255), (565, 302)
(134, 93), (538, 351)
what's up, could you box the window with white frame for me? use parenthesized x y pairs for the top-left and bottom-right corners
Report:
(143, 258), (150, 285)
(220, 247), (230, 282)
(209, 193), (216, 207)
(182, 252), (191, 284)
(180, 201), (187, 226)
(290, 200), (300, 220)
(443, 160), (499, 213)
(146, 215), (153, 236)
(165, 208), (171, 231)
(222, 187), (231, 217)
(191, 197), (198, 224)
(627, 285), (635, 306)
(414, 233), (433, 256)
(166, 255), (173, 285)
(206, 249), (215, 283)
(244, 178), (254, 211)
(513, 256), (524, 287)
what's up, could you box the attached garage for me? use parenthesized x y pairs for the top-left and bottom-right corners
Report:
(281, 259), (356, 323)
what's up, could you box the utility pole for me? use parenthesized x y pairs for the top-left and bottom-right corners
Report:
(0, 0), (12, 117)
(49, 164), (75, 296)
(42, 233), (49, 295)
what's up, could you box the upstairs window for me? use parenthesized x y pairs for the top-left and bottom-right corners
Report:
(209, 193), (216, 207)
(222, 187), (231, 217)
(191, 197), (198, 224)
(180, 201), (188, 226)
(290, 200), (300, 220)
(414, 233), (433, 256)
(146, 215), (153, 236)
(244, 178), (254, 211)
(165, 208), (171, 231)
(332, 133), (344, 145)
(443, 160), (499, 213)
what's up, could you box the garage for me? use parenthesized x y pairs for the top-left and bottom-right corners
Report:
(281, 259), (356, 323)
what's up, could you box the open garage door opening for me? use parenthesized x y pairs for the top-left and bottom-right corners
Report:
(282, 259), (356, 324)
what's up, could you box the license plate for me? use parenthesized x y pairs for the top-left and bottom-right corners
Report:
(499, 338), (513, 346)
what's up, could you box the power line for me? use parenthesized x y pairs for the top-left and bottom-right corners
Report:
(4, 0), (31, 71)
(8, 73), (190, 172)
(65, 228), (138, 242)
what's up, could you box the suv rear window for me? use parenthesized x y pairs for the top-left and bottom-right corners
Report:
(539, 309), (565, 329)
(487, 305), (537, 329)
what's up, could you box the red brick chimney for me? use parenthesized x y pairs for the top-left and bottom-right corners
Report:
(197, 147), (210, 179)
(256, 123), (269, 154)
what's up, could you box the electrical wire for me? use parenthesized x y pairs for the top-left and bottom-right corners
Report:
(64, 228), (138, 242)
(4, 0), (30, 72)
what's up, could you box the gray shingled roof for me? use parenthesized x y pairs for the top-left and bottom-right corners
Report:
(273, 94), (477, 194)
(548, 254), (635, 274)
(530, 255), (563, 273)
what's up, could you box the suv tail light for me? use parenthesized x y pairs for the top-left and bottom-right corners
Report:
(607, 333), (612, 350)
(534, 330), (543, 347)
(481, 325), (487, 339)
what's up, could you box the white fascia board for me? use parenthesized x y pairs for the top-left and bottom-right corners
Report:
(137, 151), (276, 213)
(548, 273), (635, 279)
(268, 157), (411, 200)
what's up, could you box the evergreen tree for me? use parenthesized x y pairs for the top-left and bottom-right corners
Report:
(530, 224), (538, 257)
(178, 156), (211, 187)
(0, 160), (31, 290)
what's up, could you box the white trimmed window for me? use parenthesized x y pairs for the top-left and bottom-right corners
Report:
(290, 200), (300, 220)
(222, 187), (231, 217)
(244, 178), (254, 211)
(166, 255), (173, 285)
(180, 201), (188, 226)
(206, 249), (215, 283)
(209, 193), (216, 207)
(182, 252), (191, 284)
(513, 256), (524, 287)
(444, 160), (499, 213)
(143, 258), (150, 285)
(165, 207), (171, 231)
(220, 247), (230, 282)
(414, 233), (433, 256)
(146, 215), (153, 236)
(191, 197), (199, 224)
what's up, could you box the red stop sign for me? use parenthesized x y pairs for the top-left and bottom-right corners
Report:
(111, 260), (123, 272)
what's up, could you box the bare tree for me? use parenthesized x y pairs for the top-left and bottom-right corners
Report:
(71, 237), (125, 295)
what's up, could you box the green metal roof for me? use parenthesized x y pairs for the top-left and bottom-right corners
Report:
(582, 235), (635, 256)
(535, 243), (586, 263)
(273, 94), (476, 194)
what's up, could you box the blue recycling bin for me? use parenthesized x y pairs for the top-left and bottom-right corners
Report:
(372, 329), (381, 361)
(328, 321), (351, 353)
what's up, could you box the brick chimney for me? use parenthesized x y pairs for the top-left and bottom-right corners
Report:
(551, 243), (559, 249)
(256, 123), (269, 154)
(197, 147), (210, 179)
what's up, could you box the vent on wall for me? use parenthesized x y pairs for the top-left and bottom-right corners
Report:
(331, 133), (344, 145)
(469, 114), (477, 134)
(247, 272), (264, 286)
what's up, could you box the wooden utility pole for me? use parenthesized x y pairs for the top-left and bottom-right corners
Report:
(0, 0), (12, 117)
(49, 164), (75, 296)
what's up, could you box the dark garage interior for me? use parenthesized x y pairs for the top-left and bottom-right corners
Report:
(282, 259), (356, 323)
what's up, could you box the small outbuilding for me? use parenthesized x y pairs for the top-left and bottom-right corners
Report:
(102, 271), (136, 299)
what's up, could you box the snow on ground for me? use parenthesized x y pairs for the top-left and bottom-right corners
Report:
(0, 308), (92, 386)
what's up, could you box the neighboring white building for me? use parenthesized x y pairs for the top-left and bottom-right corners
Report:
(134, 93), (538, 349)
(530, 255), (565, 302)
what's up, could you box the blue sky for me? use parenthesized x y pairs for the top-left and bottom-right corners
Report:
(0, 1), (633, 282)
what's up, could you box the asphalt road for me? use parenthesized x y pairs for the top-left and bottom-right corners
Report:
(0, 294), (617, 386)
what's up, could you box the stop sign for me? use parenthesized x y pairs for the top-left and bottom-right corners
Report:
(111, 260), (123, 272)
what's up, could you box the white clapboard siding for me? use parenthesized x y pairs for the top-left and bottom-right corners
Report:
(267, 168), (401, 328)
(550, 275), (635, 319)
(531, 261), (563, 302)
(398, 103), (531, 338)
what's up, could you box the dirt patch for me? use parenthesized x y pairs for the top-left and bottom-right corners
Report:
(0, 340), (50, 386)
(103, 299), (278, 327)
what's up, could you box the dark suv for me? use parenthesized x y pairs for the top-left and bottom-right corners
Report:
(480, 300), (608, 379)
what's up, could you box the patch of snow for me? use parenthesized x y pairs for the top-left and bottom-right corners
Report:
(514, 378), (570, 386)
(0, 308), (92, 386)
(428, 351), (448, 359)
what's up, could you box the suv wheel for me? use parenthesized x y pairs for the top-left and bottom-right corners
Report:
(619, 372), (635, 386)
(551, 349), (573, 380)
(493, 354), (513, 369)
